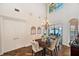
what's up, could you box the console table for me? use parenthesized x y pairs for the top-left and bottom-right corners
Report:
(71, 44), (79, 56)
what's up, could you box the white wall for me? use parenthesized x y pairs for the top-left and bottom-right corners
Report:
(0, 16), (4, 55)
(47, 3), (79, 47)
(0, 3), (46, 20)
(0, 17), (2, 55)
(0, 3), (46, 54)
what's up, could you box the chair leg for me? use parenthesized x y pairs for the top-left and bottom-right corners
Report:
(32, 50), (35, 56)
(55, 47), (59, 56)
(40, 50), (43, 56)
(51, 50), (56, 56)
(32, 50), (33, 56)
(54, 49), (57, 56)
(51, 51), (53, 56)
(42, 50), (43, 56)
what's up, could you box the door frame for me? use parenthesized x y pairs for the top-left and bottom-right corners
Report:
(0, 15), (27, 54)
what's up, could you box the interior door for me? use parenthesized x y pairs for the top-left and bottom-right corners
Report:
(3, 18), (26, 52)
(0, 20), (1, 54)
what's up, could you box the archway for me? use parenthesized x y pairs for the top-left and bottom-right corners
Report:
(69, 18), (78, 44)
(31, 26), (36, 35)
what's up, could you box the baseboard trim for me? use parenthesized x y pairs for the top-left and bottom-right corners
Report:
(62, 44), (70, 48)
(24, 43), (31, 47)
(1, 44), (32, 55)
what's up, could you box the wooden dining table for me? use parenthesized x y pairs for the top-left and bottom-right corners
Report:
(35, 39), (50, 56)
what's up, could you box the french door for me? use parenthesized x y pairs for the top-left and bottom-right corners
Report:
(3, 17), (27, 52)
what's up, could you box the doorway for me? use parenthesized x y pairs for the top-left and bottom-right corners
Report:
(3, 17), (27, 53)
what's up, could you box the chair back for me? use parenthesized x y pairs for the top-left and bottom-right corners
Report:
(50, 38), (57, 48)
(31, 40), (39, 52)
(56, 37), (61, 47)
(55, 37), (62, 50)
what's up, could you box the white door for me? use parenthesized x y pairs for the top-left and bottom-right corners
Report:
(0, 17), (2, 54)
(0, 20), (1, 54)
(3, 18), (27, 52)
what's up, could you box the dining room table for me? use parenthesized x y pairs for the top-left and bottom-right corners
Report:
(35, 39), (50, 56)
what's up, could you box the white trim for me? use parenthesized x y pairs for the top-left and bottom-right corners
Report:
(0, 17), (4, 55)
(25, 43), (31, 47)
(0, 17), (1, 55)
(0, 15), (26, 22)
(62, 43), (70, 47)
(0, 15), (28, 55)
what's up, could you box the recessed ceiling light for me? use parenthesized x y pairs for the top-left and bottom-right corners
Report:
(14, 8), (20, 12)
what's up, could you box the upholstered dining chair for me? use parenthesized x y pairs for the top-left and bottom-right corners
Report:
(46, 37), (57, 56)
(31, 40), (43, 56)
(55, 37), (62, 55)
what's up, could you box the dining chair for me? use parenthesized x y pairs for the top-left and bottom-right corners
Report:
(31, 40), (43, 56)
(46, 38), (57, 56)
(55, 37), (62, 55)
